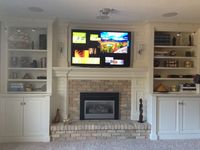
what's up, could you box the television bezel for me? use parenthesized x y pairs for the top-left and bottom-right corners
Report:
(70, 29), (132, 68)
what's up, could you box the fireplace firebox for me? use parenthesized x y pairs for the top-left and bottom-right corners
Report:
(80, 92), (119, 120)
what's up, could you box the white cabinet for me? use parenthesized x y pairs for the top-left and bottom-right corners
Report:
(0, 19), (52, 143)
(158, 97), (179, 134)
(2, 98), (23, 137)
(1, 96), (50, 142)
(181, 98), (200, 133)
(23, 97), (49, 136)
(0, 19), (52, 94)
(157, 96), (200, 139)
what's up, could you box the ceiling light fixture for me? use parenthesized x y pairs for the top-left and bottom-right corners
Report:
(162, 12), (178, 17)
(96, 8), (115, 20)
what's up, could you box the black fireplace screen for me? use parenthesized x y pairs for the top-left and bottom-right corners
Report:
(85, 100), (114, 119)
(80, 92), (119, 120)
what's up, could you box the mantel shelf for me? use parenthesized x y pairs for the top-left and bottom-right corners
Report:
(52, 67), (148, 80)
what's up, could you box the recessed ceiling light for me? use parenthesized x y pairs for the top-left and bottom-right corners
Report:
(162, 12), (178, 17)
(28, 7), (44, 12)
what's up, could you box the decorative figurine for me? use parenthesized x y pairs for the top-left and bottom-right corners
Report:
(23, 73), (33, 79)
(53, 108), (61, 123)
(31, 41), (34, 49)
(189, 35), (192, 46)
(24, 83), (33, 92)
(63, 114), (72, 125)
(138, 98), (144, 123)
(31, 60), (37, 68)
(172, 36), (176, 45)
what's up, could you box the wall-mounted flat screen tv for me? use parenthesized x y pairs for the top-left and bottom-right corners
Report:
(71, 29), (132, 67)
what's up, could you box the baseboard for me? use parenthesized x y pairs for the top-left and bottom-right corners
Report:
(149, 133), (158, 140)
(158, 133), (200, 140)
(0, 136), (50, 143)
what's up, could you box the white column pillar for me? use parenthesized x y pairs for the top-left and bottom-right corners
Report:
(63, 70), (70, 122)
(61, 75), (68, 121)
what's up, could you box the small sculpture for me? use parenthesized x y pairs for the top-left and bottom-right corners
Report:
(24, 83), (33, 92)
(53, 108), (61, 123)
(172, 36), (176, 45)
(30, 60), (37, 68)
(138, 98), (144, 123)
(63, 114), (72, 125)
(31, 41), (34, 49)
(40, 84), (47, 91)
(23, 73), (33, 79)
(189, 35), (192, 46)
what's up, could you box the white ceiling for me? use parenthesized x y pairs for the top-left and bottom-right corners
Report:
(0, 0), (200, 24)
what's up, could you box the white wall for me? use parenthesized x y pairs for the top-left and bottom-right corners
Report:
(51, 20), (150, 120)
(52, 19), (149, 68)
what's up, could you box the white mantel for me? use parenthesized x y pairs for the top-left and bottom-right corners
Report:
(53, 67), (148, 79)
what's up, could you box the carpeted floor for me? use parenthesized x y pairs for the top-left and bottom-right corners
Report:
(1, 139), (200, 150)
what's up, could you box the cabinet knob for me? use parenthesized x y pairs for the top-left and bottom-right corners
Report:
(20, 102), (26, 105)
(179, 102), (184, 105)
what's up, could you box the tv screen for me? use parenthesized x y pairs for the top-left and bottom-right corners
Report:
(71, 29), (132, 67)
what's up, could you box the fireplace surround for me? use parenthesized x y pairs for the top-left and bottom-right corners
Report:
(69, 80), (131, 120)
(80, 92), (119, 120)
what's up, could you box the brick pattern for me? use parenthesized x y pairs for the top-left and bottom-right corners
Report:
(69, 80), (131, 120)
(51, 120), (151, 141)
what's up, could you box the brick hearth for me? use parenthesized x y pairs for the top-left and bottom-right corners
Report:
(51, 120), (150, 141)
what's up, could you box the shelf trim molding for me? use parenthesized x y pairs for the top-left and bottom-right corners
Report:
(154, 67), (195, 70)
(154, 56), (196, 59)
(154, 78), (193, 80)
(8, 79), (47, 82)
(8, 49), (47, 52)
(154, 45), (196, 48)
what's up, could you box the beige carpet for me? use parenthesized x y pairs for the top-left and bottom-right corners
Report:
(1, 139), (200, 150)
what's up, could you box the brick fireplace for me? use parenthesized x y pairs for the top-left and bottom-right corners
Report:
(69, 80), (131, 120)
(51, 68), (150, 141)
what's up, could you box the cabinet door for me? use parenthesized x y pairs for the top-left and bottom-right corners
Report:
(181, 98), (200, 133)
(2, 97), (23, 136)
(23, 97), (49, 136)
(158, 97), (179, 134)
